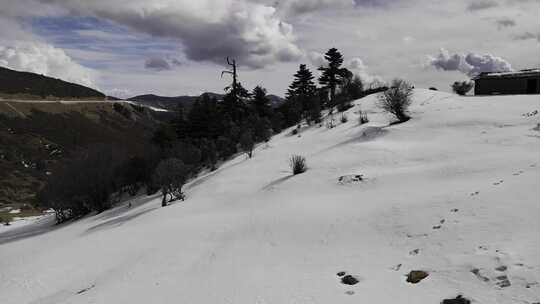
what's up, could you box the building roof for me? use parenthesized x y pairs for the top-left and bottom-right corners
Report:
(474, 69), (540, 80)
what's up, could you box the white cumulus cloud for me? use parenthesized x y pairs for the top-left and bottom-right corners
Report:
(0, 42), (97, 87)
(427, 48), (512, 76)
(40, 0), (302, 68)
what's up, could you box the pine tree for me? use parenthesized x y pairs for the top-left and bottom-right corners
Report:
(287, 64), (319, 123)
(318, 48), (351, 107)
(251, 86), (272, 118)
(239, 131), (255, 158)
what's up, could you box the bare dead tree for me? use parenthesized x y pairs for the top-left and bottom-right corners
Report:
(221, 57), (239, 104)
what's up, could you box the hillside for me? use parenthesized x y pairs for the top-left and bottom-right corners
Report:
(0, 67), (105, 100)
(127, 93), (223, 111)
(2, 90), (540, 303)
(128, 93), (285, 111)
(0, 99), (172, 210)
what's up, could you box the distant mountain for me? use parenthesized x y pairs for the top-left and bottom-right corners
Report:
(267, 94), (285, 107)
(127, 93), (222, 111)
(106, 96), (122, 101)
(0, 66), (105, 100)
(128, 92), (285, 110)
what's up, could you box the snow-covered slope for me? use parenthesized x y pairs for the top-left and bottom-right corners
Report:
(2, 89), (540, 303)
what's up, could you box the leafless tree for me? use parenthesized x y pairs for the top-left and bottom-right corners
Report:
(378, 79), (414, 123)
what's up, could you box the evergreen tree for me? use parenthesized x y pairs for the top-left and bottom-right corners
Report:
(173, 104), (188, 139)
(251, 86), (272, 118)
(223, 82), (250, 123)
(240, 131), (255, 158)
(286, 64), (319, 123)
(345, 75), (364, 100)
(318, 48), (351, 107)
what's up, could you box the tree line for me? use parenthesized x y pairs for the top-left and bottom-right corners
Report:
(37, 47), (384, 222)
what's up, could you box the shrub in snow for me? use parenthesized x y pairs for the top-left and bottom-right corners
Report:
(0, 215), (10, 226)
(153, 158), (189, 207)
(340, 113), (348, 123)
(289, 155), (307, 175)
(326, 116), (336, 129)
(377, 79), (413, 123)
(358, 110), (369, 125)
(452, 81), (474, 96)
(240, 131), (255, 158)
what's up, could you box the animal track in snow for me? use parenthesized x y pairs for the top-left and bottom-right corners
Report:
(471, 268), (490, 282)
(409, 249), (420, 256)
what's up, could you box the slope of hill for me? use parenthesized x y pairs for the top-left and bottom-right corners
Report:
(128, 93), (285, 110)
(0, 99), (172, 210)
(0, 67), (105, 100)
(127, 93), (223, 110)
(2, 90), (540, 303)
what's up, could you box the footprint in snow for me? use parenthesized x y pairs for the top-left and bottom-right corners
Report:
(76, 284), (96, 295)
(495, 275), (511, 288)
(409, 249), (420, 256)
(471, 268), (490, 282)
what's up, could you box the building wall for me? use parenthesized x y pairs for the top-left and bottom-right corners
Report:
(475, 76), (540, 95)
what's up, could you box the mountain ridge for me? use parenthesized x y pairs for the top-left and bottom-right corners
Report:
(0, 66), (105, 100)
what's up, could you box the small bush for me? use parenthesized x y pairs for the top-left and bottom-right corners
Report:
(377, 79), (414, 123)
(289, 155), (307, 175)
(113, 103), (131, 118)
(240, 131), (255, 158)
(340, 113), (348, 123)
(326, 116), (336, 129)
(1, 215), (11, 226)
(153, 158), (189, 207)
(451, 81), (474, 96)
(358, 110), (369, 125)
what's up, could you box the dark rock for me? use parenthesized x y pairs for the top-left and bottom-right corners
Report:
(441, 295), (471, 304)
(406, 270), (429, 284)
(495, 265), (507, 272)
(337, 271), (346, 277)
(338, 174), (364, 185)
(341, 275), (359, 285)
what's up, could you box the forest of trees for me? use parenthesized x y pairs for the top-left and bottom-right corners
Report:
(37, 48), (383, 222)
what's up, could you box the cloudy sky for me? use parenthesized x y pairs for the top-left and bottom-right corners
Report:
(0, 0), (539, 98)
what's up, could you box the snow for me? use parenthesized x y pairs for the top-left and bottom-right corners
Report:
(0, 214), (54, 233)
(2, 89), (540, 303)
